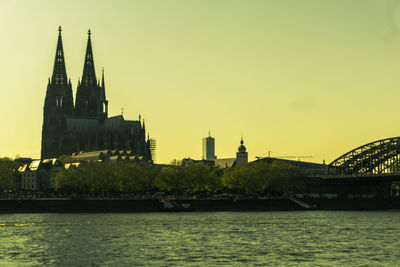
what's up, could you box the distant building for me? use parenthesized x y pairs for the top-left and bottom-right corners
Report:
(256, 157), (327, 176)
(185, 137), (249, 168)
(17, 159), (62, 191)
(182, 158), (215, 167)
(202, 133), (217, 160)
(71, 150), (147, 164)
(214, 138), (249, 168)
(235, 137), (248, 167)
(213, 158), (236, 169)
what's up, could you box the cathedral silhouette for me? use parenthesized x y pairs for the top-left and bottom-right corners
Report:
(41, 26), (152, 161)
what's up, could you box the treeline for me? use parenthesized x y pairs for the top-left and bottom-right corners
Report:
(0, 158), (17, 189)
(55, 161), (306, 195)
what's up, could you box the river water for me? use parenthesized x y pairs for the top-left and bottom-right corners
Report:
(0, 211), (400, 266)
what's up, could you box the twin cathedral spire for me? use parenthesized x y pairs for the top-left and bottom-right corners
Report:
(46, 26), (108, 119)
(42, 26), (151, 161)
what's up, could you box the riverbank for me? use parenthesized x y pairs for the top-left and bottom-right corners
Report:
(1, 197), (400, 213)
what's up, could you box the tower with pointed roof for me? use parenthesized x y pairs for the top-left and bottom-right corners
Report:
(41, 27), (152, 162)
(236, 137), (248, 167)
(41, 26), (74, 159)
(75, 29), (107, 119)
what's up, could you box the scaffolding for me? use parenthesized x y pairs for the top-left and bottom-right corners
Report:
(150, 138), (157, 162)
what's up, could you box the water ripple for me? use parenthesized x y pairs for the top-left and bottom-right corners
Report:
(1, 211), (400, 265)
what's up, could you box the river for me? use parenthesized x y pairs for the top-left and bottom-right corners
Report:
(1, 211), (399, 266)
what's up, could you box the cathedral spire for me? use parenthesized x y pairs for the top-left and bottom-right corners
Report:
(101, 67), (105, 88)
(52, 26), (67, 85)
(81, 29), (96, 86)
(42, 26), (74, 158)
(101, 67), (106, 100)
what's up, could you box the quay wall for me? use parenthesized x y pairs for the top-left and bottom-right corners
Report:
(0, 198), (301, 213)
(1, 198), (400, 213)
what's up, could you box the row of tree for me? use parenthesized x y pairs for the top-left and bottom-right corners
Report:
(0, 156), (306, 195)
(55, 160), (306, 195)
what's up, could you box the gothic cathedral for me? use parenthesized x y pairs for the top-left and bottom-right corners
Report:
(41, 27), (152, 162)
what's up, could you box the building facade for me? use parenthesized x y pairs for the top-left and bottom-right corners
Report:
(18, 159), (62, 191)
(214, 138), (248, 168)
(41, 27), (152, 162)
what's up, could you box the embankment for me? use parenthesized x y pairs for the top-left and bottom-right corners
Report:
(1, 197), (400, 213)
(0, 198), (301, 213)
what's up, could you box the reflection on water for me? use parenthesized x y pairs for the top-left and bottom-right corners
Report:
(1, 211), (400, 266)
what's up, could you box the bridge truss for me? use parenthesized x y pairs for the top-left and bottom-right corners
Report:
(329, 137), (400, 175)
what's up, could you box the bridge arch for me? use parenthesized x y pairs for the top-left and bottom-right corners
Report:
(329, 137), (400, 175)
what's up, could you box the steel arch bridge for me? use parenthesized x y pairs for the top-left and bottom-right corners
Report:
(329, 137), (400, 175)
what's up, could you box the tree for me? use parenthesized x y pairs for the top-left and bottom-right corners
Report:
(115, 162), (154, 193)
(54, 159), (306, 197)
(267, 161), (305, 195)
(169, 159), (182, 166)
(184, 163), (212, 193)
(0, 158), (16, 189)
(58, 155), (76, 164)
(206, 168), (224, 192)
(55, 161), (159, 194)
(155, 166), (184, 192)
(155, 163), (216, 193)
(222, 161), (269, 193)
(222, 160), (305, 195)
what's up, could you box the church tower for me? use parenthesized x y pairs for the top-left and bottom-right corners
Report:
(75, 30), (108, 119)
(235, 137), (248, 167)
(41, 26), (74, 159)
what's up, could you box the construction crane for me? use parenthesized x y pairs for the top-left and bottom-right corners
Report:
(273, 155), (313, 159)
(256, 151), (312, 161)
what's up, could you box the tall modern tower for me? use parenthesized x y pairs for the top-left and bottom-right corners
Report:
(202, 132), (217, 160)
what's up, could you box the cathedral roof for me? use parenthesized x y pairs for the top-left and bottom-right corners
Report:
(102, 115), (124, 129)
(101, 116), (142, 134)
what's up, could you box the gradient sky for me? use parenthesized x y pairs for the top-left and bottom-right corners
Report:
(1, 0), (400, 164)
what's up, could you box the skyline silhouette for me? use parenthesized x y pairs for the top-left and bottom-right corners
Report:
(1, 1), (400, 163)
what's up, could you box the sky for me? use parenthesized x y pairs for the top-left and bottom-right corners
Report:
(1, 0), (400, 164)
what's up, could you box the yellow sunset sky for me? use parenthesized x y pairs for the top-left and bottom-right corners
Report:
(1, 0), (400, 164)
